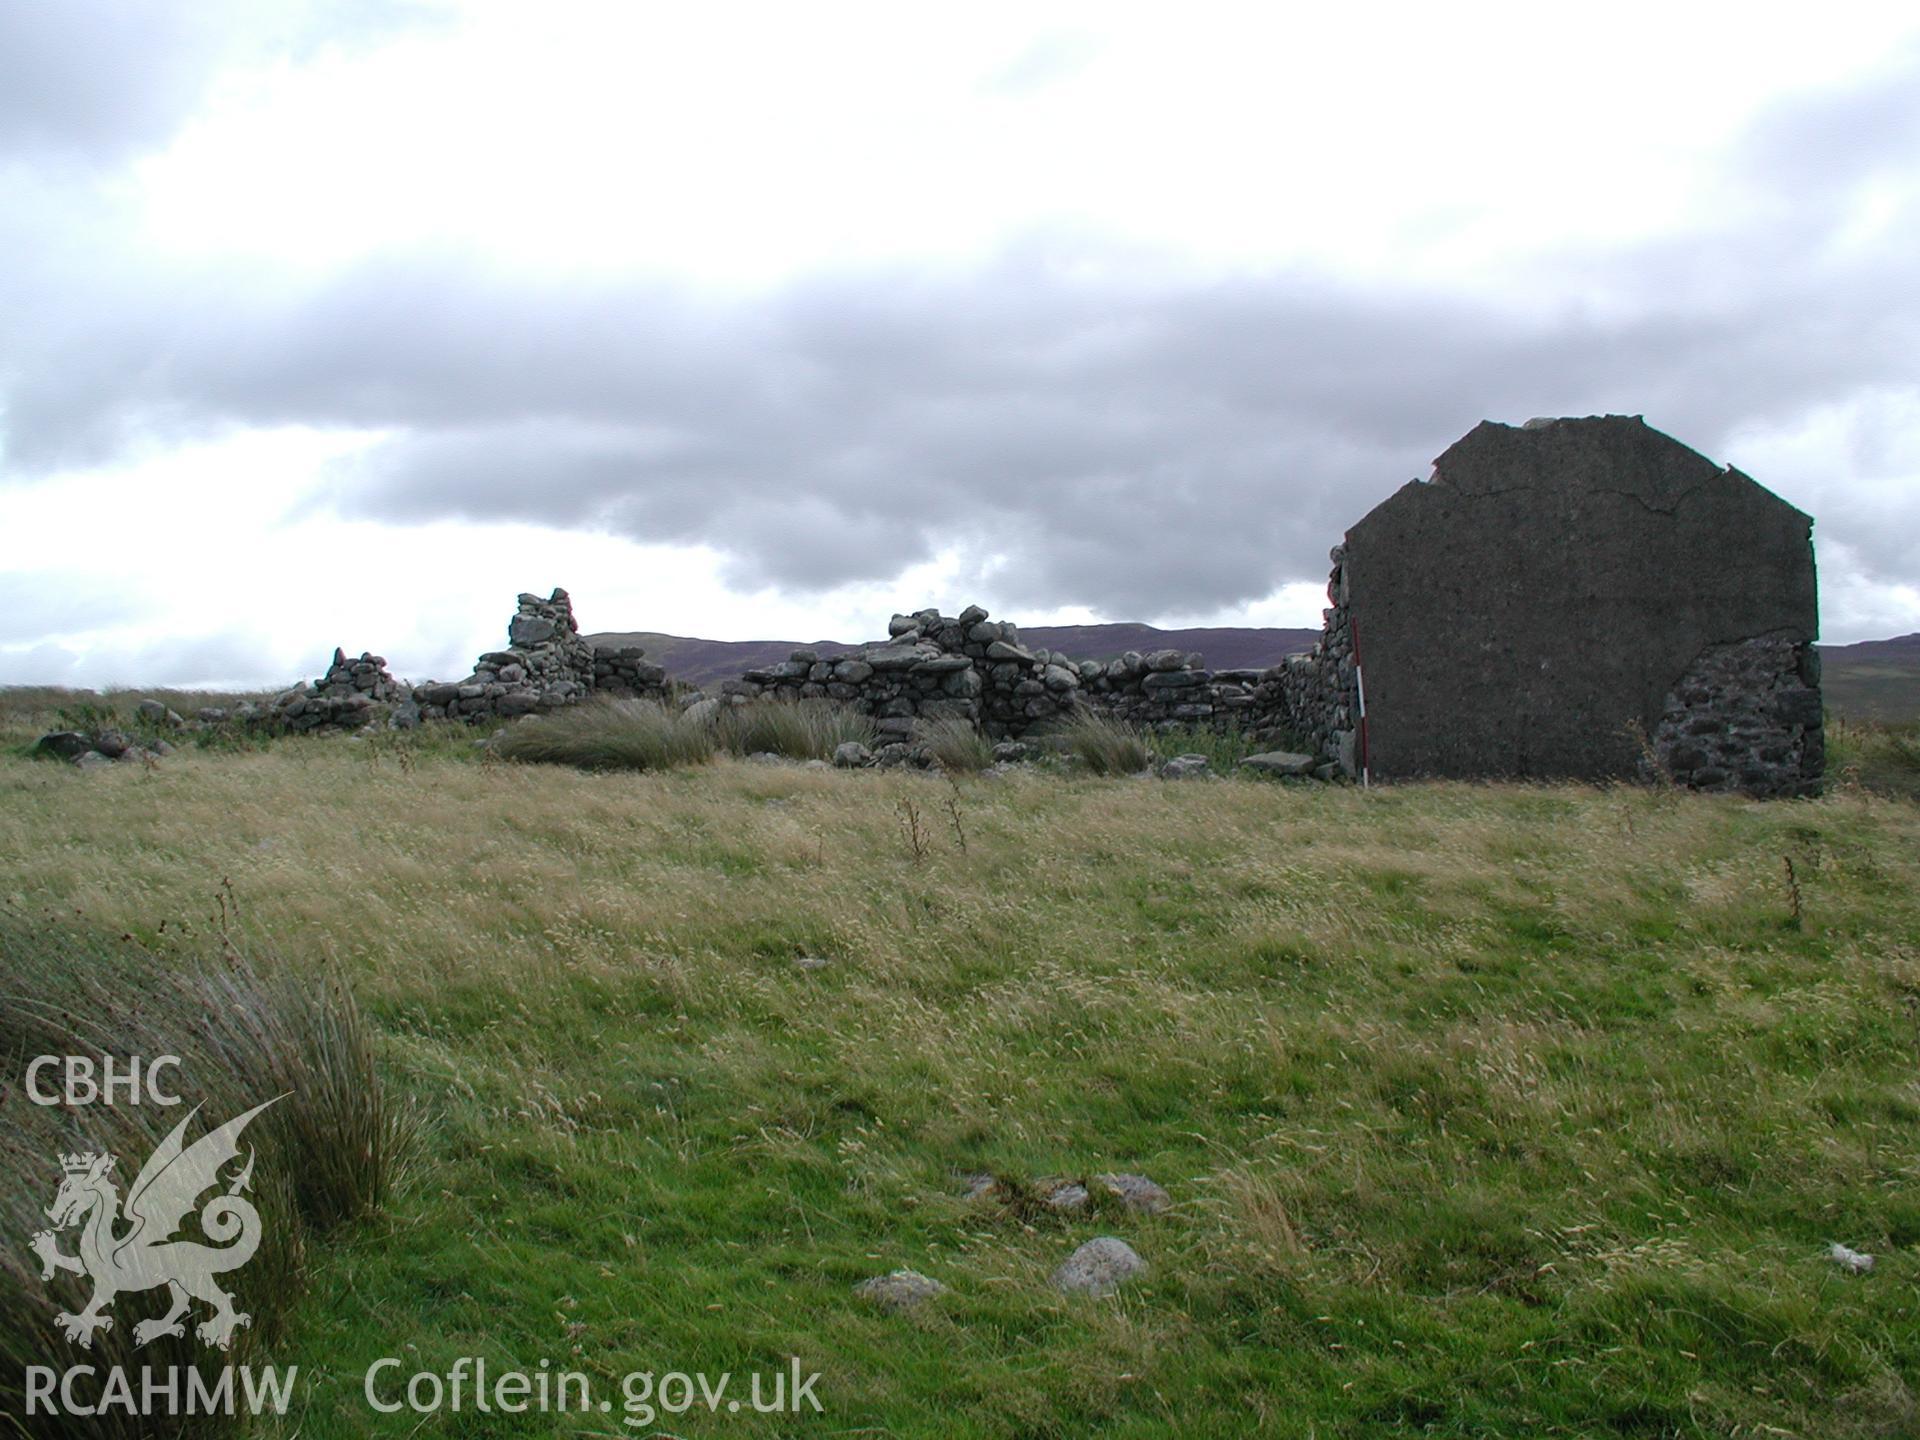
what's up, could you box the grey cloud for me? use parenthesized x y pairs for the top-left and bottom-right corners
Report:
(0, 2), (443, 162)
(0, 572), (146, 639)
(1733, 46), (1920, 201)
(0, 630), (290, 691)
(3, 74), (1918, 621)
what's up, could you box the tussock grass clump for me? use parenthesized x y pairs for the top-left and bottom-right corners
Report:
(714, 698), (874, 760)
(1050, 708), (1153, 774)
(0, 908), (412, 1436)
(916, 715), (994, 772)
(494, 697), (716, 771)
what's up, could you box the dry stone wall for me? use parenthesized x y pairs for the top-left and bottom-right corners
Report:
(413, 588), (671, 722)
(1266, 545), (1360, 775)
(717, 605), (1087, 743)
(268, 648), (406, 732)
(1648, 635), (1823, 795)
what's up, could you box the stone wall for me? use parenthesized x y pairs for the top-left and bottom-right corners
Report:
(413, 588), (670, 722)
(229, 411), (1825, 802)
(1262, 545), (1359, 773)
(268, 648), (407, 732)
(714, 605), (1087, 743)
(593, 645), (670, 697)
(701, 603), (1323, 751)
(1647, 635), (1823, 795)
(1293, 415), (1822, 796)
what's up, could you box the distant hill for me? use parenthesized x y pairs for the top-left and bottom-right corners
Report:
(1018, 623), (1322, 672)
(586, 623), (1323, 689)
(1820, 633), (1920, 723)
(588, 625), (1920, 722)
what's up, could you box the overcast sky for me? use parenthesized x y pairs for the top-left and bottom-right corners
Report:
(3, 1), (1917, 688)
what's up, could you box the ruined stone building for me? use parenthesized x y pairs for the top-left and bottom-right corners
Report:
(251, 415), (1823, 798)
(1282, 415), (1823, 795)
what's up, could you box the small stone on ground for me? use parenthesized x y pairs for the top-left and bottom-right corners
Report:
(1052, 1237), (1146, 1296)
(1096, 1173), (1170, 1214)
(854, 1269), (948, 1312)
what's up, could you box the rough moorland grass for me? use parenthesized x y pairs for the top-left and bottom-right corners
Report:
(715, 698), (875, 761)
(495, 697), (717, 771)
(916, 714), (995, 772)
(1, 739), (1917, 1436)
(1, 686), (278, 756)
(0, 909), (411, 1437)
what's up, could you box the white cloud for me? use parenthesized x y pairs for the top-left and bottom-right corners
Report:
(3, 1), (1919, 685)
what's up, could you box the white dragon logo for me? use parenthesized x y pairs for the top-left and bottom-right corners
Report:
(29, 1098), (283, 1351)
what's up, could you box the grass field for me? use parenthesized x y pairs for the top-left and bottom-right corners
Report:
(3, 701), (1919, 1436)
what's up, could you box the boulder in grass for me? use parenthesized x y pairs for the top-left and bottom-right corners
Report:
(1052, 1237), (1146, 1296)
(1095, 1173), (1170, 1214)
(34, 731), (93, 761)
(854, 1269), (947, 1313)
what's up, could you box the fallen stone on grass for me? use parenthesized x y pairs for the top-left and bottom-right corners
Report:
(1239, 750), (1319, 778)
(1052, 1237), (1146, 1296)
(833, 741), (873, 768)
(1830, 1243), (1875, 1274)
(793, 955), (830, 971)
(1042, 1181), (1090, 1212)
(1095, 1173), (1171, 1214)
(854, 1269), (948, 1312)
(1159, 754), (1212, 780)
(73, 751), (113, 771)
(33, 731), (93, 761)
(136, 698), (185, 727)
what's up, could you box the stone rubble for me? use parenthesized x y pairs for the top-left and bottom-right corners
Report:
(268, 648), (405, 732)
(716, 605), (1086, 743)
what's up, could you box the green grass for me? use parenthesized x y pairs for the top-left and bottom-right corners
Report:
(1, 718), (1918, 1436)
(1144, 721), (1316, 771)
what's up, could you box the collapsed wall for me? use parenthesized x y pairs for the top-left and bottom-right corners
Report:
(268, 648), (407, 731)
(413, 588), (671, 722)
(1267, 546), (1360, 773)
(719, 605), (1087, 742)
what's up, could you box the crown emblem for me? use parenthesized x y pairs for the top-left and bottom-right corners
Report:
(59, 1152), (101, 1174)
